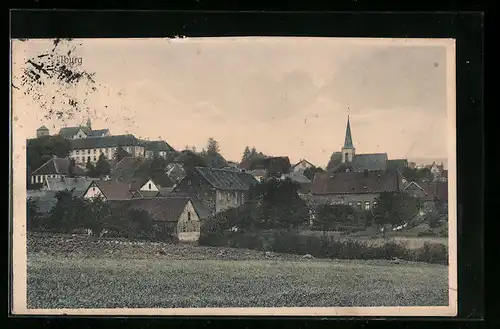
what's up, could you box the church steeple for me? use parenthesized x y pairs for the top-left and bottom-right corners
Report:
(343, 115), (354, 149)
(86, 117), (92, 130)
(341, 116), (356, 163)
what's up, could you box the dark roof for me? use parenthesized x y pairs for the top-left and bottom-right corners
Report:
(311, 170), (400, 195)
(282, 173), (312, 184)
(343, 116), (354, 149)
(387, 159), (409, 171)
(59, 126), (91, 138)
(142, 140), (175, 152)
(158, 187), (175, 195)
(190, 197), (211, 220)
(70, 134), (143, 150)
(114, 156), (143, 171)
(90, 180), (134, 200)
(420, 181), (448, 201)
(37, 126), (49, 131)
(165, 163), (186, 182)
(351, 153), (388, 172)
(108, 197), (190, 222)
(194, 167), (258, 191)
(264, 156), (292, 174)
(132, 190), (161, 198)
(32, 157), (86, 176)
(88, 129), (109, 138)
(44, 177), (96, 197)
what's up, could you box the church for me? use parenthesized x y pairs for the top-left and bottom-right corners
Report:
(338, 116), (408, 172)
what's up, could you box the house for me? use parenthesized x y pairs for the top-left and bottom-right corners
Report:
(142, 140), (175, 159)
(165, 162), (186, 183)
(69, 134), (145, 166)
(281, 173), (313, 194)
(246, 169), (267, 182)
(129, 177), (161, 198)
(173, 167), (258, 214)
(291, 159), (315, 174)
(112, 156), (144, 179)
(30, 157), (86, 185)
(337, 116), (407, 172)
(82, 176), (162, 200)
(43, 176), (97, 197)
(310, 170), (401, 211)
(108, 196), (210, 243)
(36, 125), (50, 138)
(265, 156), (292, 176)
(58, 118), (110, 140)
(403, 180), (448, 211)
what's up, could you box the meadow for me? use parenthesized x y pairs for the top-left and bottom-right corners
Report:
(27, 233), (449, 309)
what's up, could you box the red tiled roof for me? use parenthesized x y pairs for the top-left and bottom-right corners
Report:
(311, 170), (400, 195)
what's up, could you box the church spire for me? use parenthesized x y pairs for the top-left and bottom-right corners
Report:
(86, 117), (92, 130)
(343, 115), (354, 149)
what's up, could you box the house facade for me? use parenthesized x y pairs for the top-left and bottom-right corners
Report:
(309, 170), (401, 211)
(30, 157), (86, 185)
(82, 177), (162, 200)
(69, 134), (145, 166)
(142, 140), (175, 159)
(291, 159), (315, 174)
(173, 167), (257, 214)
(108, 197), (210, 243)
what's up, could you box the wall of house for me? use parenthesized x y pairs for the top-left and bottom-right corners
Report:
(71, 145), (144, 166)
(139, 179), (159, 192)
(175, 173), (217, 214)
(310, 193), (380, 211)
(215, 190), (245, 213)
(31, 174), (64, 184)
(83, 185), (104, 200)
(176, 200), (201, 242)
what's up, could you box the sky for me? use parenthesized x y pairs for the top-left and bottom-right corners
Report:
(12, 37), (454, 168)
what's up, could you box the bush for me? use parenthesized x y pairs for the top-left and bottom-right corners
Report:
(199, 229), (448, 264)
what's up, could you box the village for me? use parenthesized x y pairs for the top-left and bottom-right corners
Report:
(26, 115), (449, 246)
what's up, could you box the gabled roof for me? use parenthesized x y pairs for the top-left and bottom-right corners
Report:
(158, 187), (175, 196)
(351, 153), (388, 172)
(59, 126), (91, 138)
(70, 134), (143, 150)
(311, 170), (400, 195)
(129, 177), (158, 191)
(190, 197), (211, 220)
(282, 173), (312, 184)
(108, 197), (189, 222)
(87, 180), (134, 200)
(194, 167), (258, 191)
(88, 129), (109, 138)
(141, 140), (175, 153)
(292, 159), (315, 169)
(32, 157), (86, 176)
(37, 125), (49, 131)
(132, 190), (161, 198)
(44, 177), (97, 197)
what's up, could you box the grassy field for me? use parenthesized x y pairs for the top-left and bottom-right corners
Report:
(27, 234), (449, 309)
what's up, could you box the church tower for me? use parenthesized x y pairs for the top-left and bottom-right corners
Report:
(341, 116), (356, 163)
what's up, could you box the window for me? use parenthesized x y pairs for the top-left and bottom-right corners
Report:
(93, 156), (97, 161)
(373, 201), (378, 207)
(87, 149), (90, 154)
(93, 149), (97, 154)
(92, 187), (95, 192)
(348, 202), (353, 207)
(364, 201), (371, 211)
(76, 150), (79, 155)
(188, 211), (191, 221)
(356, 201), (362, 209)
(148, 183), (152, 189)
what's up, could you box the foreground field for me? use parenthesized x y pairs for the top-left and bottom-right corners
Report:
(27, 234), (449, 309)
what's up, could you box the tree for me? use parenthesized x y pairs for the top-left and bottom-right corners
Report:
(303, 166), (324, 181)
(370, 192), (422, 232)
(114, 145), (130, 163)
(206, 137), (220, 154)
(26, 135), (71, 176)
(326, 152), (343, 171)
(242, 146), (251, 162)
(26, 197), (40, 231)
(85, 195), (111, 237)
(179, 150), (208, 173)
(47, 190), (75, 233)
(95, 153), (111, 176)
(314, 204), (355, 236)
